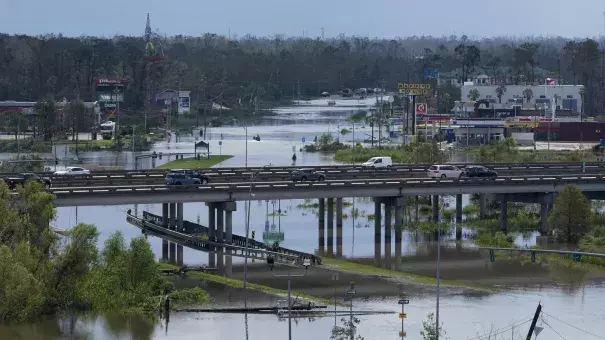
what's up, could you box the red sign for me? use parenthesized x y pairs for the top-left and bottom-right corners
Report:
(415, 103), (427, 115)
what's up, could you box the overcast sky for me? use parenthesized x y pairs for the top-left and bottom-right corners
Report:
(1, 0), (603, 39)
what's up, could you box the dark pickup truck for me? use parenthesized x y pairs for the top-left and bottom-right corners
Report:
(3, 173), (52, 190)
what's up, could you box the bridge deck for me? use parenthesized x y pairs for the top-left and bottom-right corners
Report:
(126, 212), (321, 266)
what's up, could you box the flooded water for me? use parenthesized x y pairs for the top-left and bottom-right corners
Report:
(2, 97), (604, 339)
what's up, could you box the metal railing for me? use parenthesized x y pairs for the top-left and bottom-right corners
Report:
(126, 214), (316, 265)
(46, 174), (605, 196)
(2, 161), (604, 179)
(479, 246), (605, 263)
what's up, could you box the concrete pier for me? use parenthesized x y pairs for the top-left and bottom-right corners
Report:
(540, 203), (548, 236)
(394, 197), (403, 270)
(169, 203), (176, 263)
(384, 199), (392, 267)
(207, 203), (216, 268)
(176, 203), (184, 266)
(318, 198), (325, 253)
(161, 203), (169, 261)
(456, 194), (463, 240)
(374, 199), (382, 267)
(222, 201), (236, 278)
(327, 198), (334, 255)
(216, 205), (224, 274)
(336, 198), (343, 257)
(432, 195), (439, 222)
(500, 198), (508, 232)
(479, 194), (487, 219)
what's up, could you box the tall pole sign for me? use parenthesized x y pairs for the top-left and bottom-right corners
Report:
(398, 83), (431, 138)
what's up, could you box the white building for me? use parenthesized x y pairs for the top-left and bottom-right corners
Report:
(461, 83), (584, 115)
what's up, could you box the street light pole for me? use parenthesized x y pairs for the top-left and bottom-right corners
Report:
(243, 164), (271, 293)
(436, 222), (441, 340)
(270, 262), (310, 340)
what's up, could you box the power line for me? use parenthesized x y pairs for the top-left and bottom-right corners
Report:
(543, 320), (568, 340)
(542, 311), (605, 340)
(467, 317), (533, 340)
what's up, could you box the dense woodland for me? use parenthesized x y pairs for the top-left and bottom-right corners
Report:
(1, 33), (605, 114)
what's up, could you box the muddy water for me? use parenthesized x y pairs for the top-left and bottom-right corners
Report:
(2, 102), (605, 339)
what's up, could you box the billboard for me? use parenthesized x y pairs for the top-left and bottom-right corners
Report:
(397, 83), (431, 95)
(95, 78), (128, 87)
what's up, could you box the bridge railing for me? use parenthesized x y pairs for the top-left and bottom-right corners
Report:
(46, 174), (605, 196)
(3, 161), (605, 179)
(127, 214), (309, 264)
(140, 211), (322, 265)
(479, 246), (605, 263)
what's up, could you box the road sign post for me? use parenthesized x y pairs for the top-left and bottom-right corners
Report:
(398, 296), (409, 339)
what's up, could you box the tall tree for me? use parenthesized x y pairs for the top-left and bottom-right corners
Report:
(454, 44), (481, 82)
(548, 185), (592, 243)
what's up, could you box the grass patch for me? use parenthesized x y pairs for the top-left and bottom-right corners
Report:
(187, 271), (341, 306)
(321, 258), (496, 293)
(56, 139), (115, 146)
(156, 155), (233, 169)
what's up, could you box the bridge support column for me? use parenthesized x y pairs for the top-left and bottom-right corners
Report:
(540, 203), (548, 236)
(169, 203), (176, 264)
(384, 199), (392, 268)
(222, 201), (236, 278)
(479, 194), (487, 219)
(500, 197), (508, 233)
(374, 198), (382, 267)
(432, 195), (439, 222)
(394, 197), (403, 270)
(207, 203), (216, 268)
(336, 198), (343, 257)
(161, 203), (169, 262)
(318, 199), (325, 254)
(327, 198), (334, 256)
(216, 205), (224, 275)
(456, 194), (463, 240)
(176, 203), (184, 266)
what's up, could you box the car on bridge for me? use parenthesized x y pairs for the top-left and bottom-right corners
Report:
(291, 168), (326, 182)
(361, 156), (392, 169)
(53, 167), (91, 176)
(461, 165), (498, 179)
(166, 169), (209, 185)
(427, 165), (463, 179)
(3, 173), (52, 190)
(165, 172), (202, 186)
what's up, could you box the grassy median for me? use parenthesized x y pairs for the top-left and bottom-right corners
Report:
(321, 257), (496, 293)
(156, 155), (233, 169)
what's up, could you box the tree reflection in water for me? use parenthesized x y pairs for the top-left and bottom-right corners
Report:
(102, 313), (157, 340)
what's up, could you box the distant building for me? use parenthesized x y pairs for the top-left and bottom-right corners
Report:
(461, 83), (584, 115)
(155, 89), (191, 114)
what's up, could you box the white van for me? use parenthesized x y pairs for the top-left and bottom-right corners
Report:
(361, 156), (393, 169)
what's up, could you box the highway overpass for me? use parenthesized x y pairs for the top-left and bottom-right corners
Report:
(49, 174), (605, 206)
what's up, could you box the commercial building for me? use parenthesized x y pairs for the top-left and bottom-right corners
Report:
(461, 83), (584, 116)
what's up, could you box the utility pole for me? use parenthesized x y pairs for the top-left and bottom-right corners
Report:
(115, 88), (121, 145)
(525, 302), (542, 340)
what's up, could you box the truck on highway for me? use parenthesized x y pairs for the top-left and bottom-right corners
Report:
(3, 173), (52, 190)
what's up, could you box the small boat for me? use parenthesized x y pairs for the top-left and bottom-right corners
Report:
(327, 100), (336, 106)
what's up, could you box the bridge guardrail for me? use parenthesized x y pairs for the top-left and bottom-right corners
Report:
(46, 174), (605, 195)
(10, 162), (605, 185)
(127, 214), (315, 265)
(141, 211), (322, 265)
(3, 161), (605, 179)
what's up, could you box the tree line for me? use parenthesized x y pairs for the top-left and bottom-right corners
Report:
(1, 33), (605, 115)
(0, 180), (209, 322)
